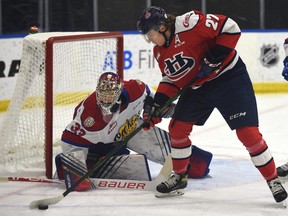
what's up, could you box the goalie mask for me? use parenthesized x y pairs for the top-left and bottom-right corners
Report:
(96, 72), (123, 116)
(137, 6), (168, 42)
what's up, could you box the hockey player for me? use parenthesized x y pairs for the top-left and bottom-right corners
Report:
(56, 72), (212, 191)
(137, 6), (287, 203)
(277, 38), (288, 177)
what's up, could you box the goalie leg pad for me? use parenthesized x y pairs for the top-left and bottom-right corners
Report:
(55, 153), (64, 180)
(128, 125), (171, 164)
(92, 154), (151, 181)
(86, 143), (130, 177)
(56, 150), (91, 191)
(188, 145), (213, 178)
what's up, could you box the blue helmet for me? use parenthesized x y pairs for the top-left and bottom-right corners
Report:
(137, 6), (168, 34)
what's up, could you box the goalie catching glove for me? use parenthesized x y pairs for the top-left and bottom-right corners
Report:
(143, 93), (175, 131)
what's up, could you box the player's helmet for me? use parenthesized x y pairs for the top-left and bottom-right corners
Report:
(96, 72), (123, 115)
(137, 6), (168, 34)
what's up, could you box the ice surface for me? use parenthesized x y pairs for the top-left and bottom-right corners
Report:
(0, 94), (288, 216)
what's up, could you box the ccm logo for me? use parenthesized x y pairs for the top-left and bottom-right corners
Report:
(229, 112), (246, 120)
(97, 180), (146, 189)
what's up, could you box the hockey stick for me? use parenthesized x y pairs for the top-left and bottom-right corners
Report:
(29, 154), (172, 209)
(91, 154), (172, 191)
(29, 73), (203, 209)
(29, 124), (148, 208)
(1, 176), (161, 191)
(153, 71), (204, 117)
(2, 155), (172, 192)
(0, 176), (62, 184)
(1, 176), (156, 190)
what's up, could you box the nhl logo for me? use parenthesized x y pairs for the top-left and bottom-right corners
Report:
(84, 116), (95, 127)
(260, 44), (279, 67)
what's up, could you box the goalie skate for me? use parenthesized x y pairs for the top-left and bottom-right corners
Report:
(155, 189), (185, 198)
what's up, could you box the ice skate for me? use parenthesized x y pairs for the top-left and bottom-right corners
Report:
(155, 172), (187, 198)
(267, 177), (287, 206)
(277, 162), (288, 177)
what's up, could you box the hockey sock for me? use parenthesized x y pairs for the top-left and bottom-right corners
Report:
(169, 119), (194, 174)
(236, 126), (277, 181)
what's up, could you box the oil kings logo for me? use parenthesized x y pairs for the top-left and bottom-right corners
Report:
(114, 114), (139, 141)
(260, 44), (279, 67)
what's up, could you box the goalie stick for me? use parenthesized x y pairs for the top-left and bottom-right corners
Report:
(2, 154), (172, 192)
(91, 154), (172, 191)
(0, 177), (62, 184)
(29, 154), (172, 209)
(29, 73), (203, 209)
(153, 71), (204, 117)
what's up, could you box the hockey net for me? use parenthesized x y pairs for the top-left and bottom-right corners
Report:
(0, 32), (123, 179)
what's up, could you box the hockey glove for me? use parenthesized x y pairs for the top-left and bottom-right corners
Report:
(282, 56), (288, 81)
(200, 50), (223, 77)
(142, 95), (162, 131)
(200, 45), (232, 77)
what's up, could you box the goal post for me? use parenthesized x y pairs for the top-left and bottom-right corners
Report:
(0, 32), (124, 179)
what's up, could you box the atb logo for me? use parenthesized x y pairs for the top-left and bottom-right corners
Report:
(164, 52), (195, 81)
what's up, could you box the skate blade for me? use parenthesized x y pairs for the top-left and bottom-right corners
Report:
(155, 189), (184, 198)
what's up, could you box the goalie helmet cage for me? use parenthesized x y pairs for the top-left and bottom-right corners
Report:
(0, 31), (123, 179)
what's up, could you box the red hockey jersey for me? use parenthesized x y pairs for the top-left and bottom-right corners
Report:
(154, 10), (241, 98)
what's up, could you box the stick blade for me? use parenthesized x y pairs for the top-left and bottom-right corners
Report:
(154, 154), (172, 184)
(29, 194), (64, 209)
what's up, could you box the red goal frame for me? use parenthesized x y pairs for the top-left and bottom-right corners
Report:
(44, 32), (124, 178)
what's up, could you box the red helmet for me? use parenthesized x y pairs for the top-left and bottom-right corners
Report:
(96, 72), (123, 115)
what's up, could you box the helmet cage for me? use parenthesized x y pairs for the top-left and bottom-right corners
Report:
(96, 72), (123, 115)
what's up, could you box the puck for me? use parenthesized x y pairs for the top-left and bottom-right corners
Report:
(38, 204), (49, 210)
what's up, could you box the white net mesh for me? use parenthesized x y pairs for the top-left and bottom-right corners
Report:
(0, 32), (122, 178)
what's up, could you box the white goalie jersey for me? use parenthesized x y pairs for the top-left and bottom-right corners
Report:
(60, 79), (171, 164)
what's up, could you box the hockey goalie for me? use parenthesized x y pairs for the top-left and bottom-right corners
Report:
(55, 72), (213, 191)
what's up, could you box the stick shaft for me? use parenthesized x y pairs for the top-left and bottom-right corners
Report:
(154, 72), (203, 117)
(0, 176), (62, 184)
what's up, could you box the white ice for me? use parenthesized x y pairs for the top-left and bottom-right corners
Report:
(0, 94), (288, 216)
